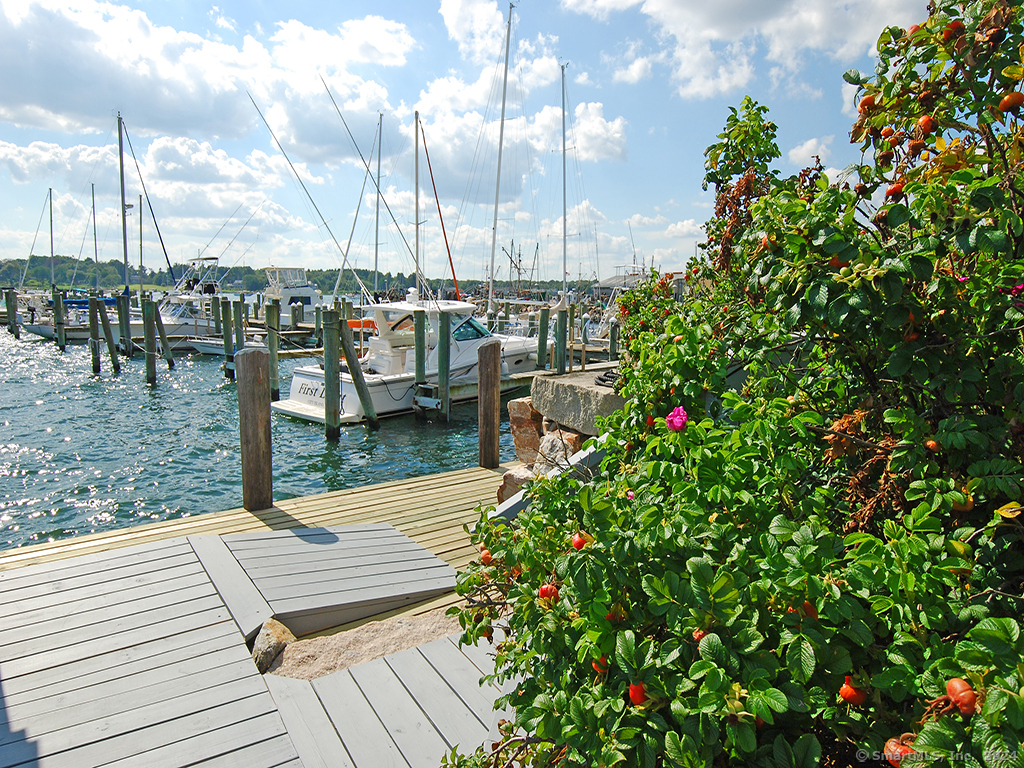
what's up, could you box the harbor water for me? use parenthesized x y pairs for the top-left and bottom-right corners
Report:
(0, 331), (520, 551)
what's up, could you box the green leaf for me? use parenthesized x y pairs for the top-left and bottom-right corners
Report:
(793, 734), (822, 768)
(763, 687), (789, 713)
(887, 203), (910, 227)
(774, 735), (796, 768)
(843, 69), (865, 85)
(616, 630), (638, 675)
(786, 638), (815, 683)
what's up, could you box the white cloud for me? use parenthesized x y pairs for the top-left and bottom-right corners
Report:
(438, 0), (505, 66)
(841, 81), (860, 118)
(627, 213), (668, 227)
(574, 71), (592, 86)
(613, 56), (652, 84)
(560, 0), (642, 21)
(665, 219), (701, 237)
(788, 135), (834, 166)
(210, 7), (236, 33)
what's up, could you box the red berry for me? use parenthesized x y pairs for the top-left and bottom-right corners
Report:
(942, 20), (965, 42)
(480, 549), (492, 565)
(886, 182), (905, 200)
(539, 583), (559, 602)
(692, 628), (707, 642)
(946, 678), (976, 715)
(645, 414), (655, 427)
(881, 126), (895, 138)
(572, 532), (587, 550)
(592, 655), (608, 673)
(629, 682), (647, 705)
(999, 92), (1024, 113)
(801, 600), (818, 619)
(918, 115), (937, 134)
(859, 94), (876, 113)
(925, 439), (941, 453)
(839, 675), (868, 705)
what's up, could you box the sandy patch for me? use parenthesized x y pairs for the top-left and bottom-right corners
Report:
(267, 606), (465, 680)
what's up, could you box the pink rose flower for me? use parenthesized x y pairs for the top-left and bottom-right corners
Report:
(627, 490), (635, 500)
(666, 406), (688, 432)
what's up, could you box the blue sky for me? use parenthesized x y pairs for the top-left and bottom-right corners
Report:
(0, 0), (924, 288)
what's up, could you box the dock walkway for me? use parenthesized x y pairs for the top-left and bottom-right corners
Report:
(0, 465), (513, 767)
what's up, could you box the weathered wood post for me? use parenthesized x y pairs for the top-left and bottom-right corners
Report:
(485, 309), (494, 333)
(478, 338), (502, 469)
(212, 295), (221, 336)
(340, 311), (379, 430)
(314, 304), (322, 347)
(233, 300), (245, 356)
(496, 309), (505, 334)
(437, 310), (451, 422)
(266, 301), (280, 401)
(609, 318), (619, 361)
(116, 293), (132, 358)
(503, 301), (511, 331)
(98, 301), (121, 374)
(413, 308), (427, 418)
(88, 297), (101, 374)
(290, 302), (302, 330)
(240, 293), (249, 325)
(53, 289), (66, 352)
(142, 298), (157, 385)
(527, 310), (536, 338)
(236, 347), (273, 512)
(323, 310), (342, 441)
(536, 306), (549, 369)
(4, 290), (19, 338)
(555, 306), (567, 375)
(220, 296), (234, 380)
(567, 303), (575, 373)
(154, 310), (174, 369)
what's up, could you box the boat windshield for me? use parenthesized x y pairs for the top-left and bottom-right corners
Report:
(452, 316), (491, 341)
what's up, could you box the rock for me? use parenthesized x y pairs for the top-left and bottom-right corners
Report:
(497, 465), (537, 503)
(531, 371), (626, 435)
(252, 618), (296, 674)
(533, 430), (584, 475)
(508, 397), (544, 464)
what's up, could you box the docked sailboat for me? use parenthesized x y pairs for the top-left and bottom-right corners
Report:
(272, 290), (536, 424)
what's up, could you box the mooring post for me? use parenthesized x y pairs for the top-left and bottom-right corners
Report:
(221, 296), (234, 380)
(233, 300), (244, 356)
(240, 293), (248, 326)
(142, 298), (158, 385)
(438, 310), (451, 422)
(154, 310), (174, 369)
(212, 295), (221, 336)
(340, 311), (379, 430)
(527, 310), (536, 338)
(236, 347), (273, 512)
(323, 310), (342, 441)
(290, 302), (302, 330)
(567, 304), (575, 373)
(609, 317), (619, 361)
(478, 338), (502, 469)
(88, 297), (101, 374)
(537, 306), (549, 370)
(266, 301), (280, 401)
(314, 304), (322, 347)
(97, 301), (120, 374)
(555, 307), (567, 375)
(5, 290), (19, 338)
(116, 294), (132, 358)
(53, 289), (66, 352)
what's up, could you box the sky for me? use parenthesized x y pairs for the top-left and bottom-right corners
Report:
(0, 0), (925, 291)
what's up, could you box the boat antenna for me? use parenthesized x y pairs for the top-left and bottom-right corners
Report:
(420, 120), (460, 299)
(319, 77), (428, 293)
(122, 123), (176, 282)
(248, 92), (372, 304)
(488, 2), (514, 313)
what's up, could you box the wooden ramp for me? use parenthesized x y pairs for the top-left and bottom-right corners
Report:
(266, 635), (506, 768)
(0, 539), (301, 768)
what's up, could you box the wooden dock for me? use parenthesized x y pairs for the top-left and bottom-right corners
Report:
(0, 465), (514, 767)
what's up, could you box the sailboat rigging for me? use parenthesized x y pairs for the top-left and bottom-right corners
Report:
(487, 3), (514, 311)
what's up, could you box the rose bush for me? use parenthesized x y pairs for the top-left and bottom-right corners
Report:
(446, 2), (1024, 766)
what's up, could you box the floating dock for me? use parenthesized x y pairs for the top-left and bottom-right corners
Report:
(0, 465), (512, 767)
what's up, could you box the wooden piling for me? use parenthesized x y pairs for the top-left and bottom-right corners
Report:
(537, 306), (549, 370)
(266, 301), (280, 401)
(221, 297), (234, 380)
(53, 289), (66, 352)
(610, 318), (619, 361)
(314, 305), (322, 346)
(437, 310), (451, 422)
(4, 290), (19, 338)
(142, 299), (157, 385)
(323, 310), (342, 441)
(290, 302), (302, 330)
(233, 300), (245, 356)
(154, 310), (174, 369)
(414, 309), (427, 386)
(116, 294), (132, 358)
(340, 312), (379, 430)
(88, 297), (101, 374)
(212, 295), (221, 336)
(97, 301), (121, 374)
(555, 307), (567, 375)
(236, 348), (273, 512)
(477, 339), (502, 469)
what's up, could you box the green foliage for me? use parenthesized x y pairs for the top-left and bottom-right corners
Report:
(447, 2), (1024, 766)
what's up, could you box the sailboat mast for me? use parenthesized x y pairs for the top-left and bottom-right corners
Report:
(374, 112), (381, 295)
(487, 3), (514, 311)
(91, 183), (99, 290)
(139, 194), (143, 299)
(118, 113), (129, 294)
(561, 62), (568, 300)
(49, 188), (54, 286)
(414, 109), (420, 295)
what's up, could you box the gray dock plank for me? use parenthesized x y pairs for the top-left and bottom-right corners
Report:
(417, 637), (499, 723)
(0, 604), (233, 680)
(223, 522), (394, 547)
(265, 673), (356, 768)
(313, 670), (410, 768)
(0, 619), (240, 703)
(454, 636), (498, 676)
(384, 646), (490, 751)
(242, 541), (437, 578)
(189, 534), (273, 641)
(349, 657), (451, 768)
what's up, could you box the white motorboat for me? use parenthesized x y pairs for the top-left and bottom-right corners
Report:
(260, 266), (321, 323)
(272, 291), (537, 424)
(187, 334), (266, 355)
